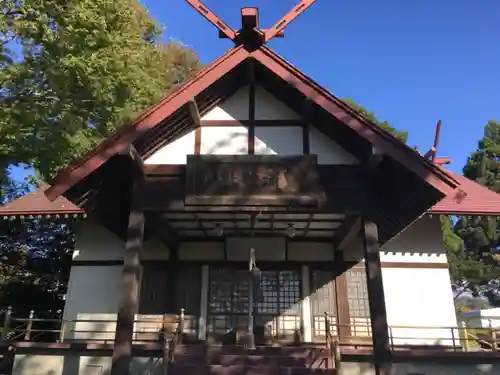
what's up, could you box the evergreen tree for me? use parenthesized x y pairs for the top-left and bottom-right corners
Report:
(449, 120), (500, 306)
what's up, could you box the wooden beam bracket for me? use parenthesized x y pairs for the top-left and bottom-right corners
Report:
(187, 98), (202, 127)
(332, 215), (359, 250)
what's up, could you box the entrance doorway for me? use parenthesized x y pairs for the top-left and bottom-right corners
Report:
(206, 266), (302, 344)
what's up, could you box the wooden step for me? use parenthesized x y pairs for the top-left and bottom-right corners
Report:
(168, 364), (337, 375)
(172, 345), (332, 369)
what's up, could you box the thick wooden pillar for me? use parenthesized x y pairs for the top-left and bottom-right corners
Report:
(111, 184), (145, 375)
(362, 217), (391, 375)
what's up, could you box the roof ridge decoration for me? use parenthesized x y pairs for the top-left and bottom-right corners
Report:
(185, 0), (316, 47)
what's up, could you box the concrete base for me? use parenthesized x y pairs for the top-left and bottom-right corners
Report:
(11, 352), (500, 375)
(340, 361), (500, 375)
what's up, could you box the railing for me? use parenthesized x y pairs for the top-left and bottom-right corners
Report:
(324, 312), (341, 370)
(322, 313), (500, 353)
(0, 307), (186, 345)
(1, 307), (500, 355)
(164, 308), (184, 375)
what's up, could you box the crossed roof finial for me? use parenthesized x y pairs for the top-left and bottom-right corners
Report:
(185, 0), (316, 47)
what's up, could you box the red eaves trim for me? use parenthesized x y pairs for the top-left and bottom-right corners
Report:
(44, 46), (249, 201)
(251, 47), (459, 196)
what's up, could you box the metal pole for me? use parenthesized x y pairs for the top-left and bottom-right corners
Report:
(247, 248), (256, 349)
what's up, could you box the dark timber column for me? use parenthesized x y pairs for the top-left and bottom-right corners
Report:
(362, 215), (391, 375)
(111, 182), (145, 375)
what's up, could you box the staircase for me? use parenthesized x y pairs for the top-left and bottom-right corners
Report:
(168, 345), (337, 375)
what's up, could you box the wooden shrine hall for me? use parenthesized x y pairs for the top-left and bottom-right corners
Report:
(2, 2), (500, 375)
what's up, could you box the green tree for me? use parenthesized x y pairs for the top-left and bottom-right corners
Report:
(343, 98), (409, 143)
(0, 0), (200, 190)
(0, 0), (201, 319)
(451, 120), (500, 306)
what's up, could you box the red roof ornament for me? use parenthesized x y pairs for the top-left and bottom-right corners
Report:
(185, 0), (316, 46)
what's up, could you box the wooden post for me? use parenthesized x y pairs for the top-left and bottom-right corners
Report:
(489, 319), (497, 351)
(59, 320), (66, 343)
(362, 216), (392, 375)
(324, 312), (330, 347)
(2, 306), (12, 340)
(461, 321), (469, 352)
(111, 183), (145, 375)
(24, 310), (34, 341)
(178, 308), (185, 345)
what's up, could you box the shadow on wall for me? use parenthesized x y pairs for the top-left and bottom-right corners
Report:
(205, 130), (248, 155)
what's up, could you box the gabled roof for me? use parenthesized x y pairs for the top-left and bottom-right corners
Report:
(430, 169), (500, 215)
(0, 186), (84, 217)
(44, 45), (460, 201)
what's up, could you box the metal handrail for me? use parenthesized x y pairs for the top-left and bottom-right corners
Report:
(164, 309), (185, 375)
(324, 312), (341, 370)
(2, 307), (500, 353)
(321, 316), (500, 352)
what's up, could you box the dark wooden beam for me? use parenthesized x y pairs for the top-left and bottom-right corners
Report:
(248, 60), (256, 154)
(200, 119), (306, 127)
(369, 147), (385, 170)
(187, 98), (202, 154)
(146, 213), (180, 250)
(331, 215), (359, 249)
(362, 216), (392, 374)
(302, 214), (313, 236)
(111, 183), (145, 375)
(194, 213), (209, 237)
(302, 124), (310, 154)
(250, 213), (257, 235)
(187, 99), (202, 127)
(164, 217), (343, 223)
(119, 144), (145, 180)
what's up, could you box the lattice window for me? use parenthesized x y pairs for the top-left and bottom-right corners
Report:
(310, 270), (337, 340)
(346, 266), (371, 338)
(208, 268), (250, 336)
(207, 268), (301, 340)
(257, 270), (301, 339)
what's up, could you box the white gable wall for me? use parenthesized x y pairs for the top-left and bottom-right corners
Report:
(62, 217), (168, 342)
(343, 215), (458, 346)
(144, 85), (358, 164)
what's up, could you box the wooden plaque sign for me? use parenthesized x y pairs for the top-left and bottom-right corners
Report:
(185, 155), (322, 206)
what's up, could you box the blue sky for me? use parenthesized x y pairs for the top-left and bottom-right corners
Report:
(142, 0), (500, 174)
(9, 0), (500, 184)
